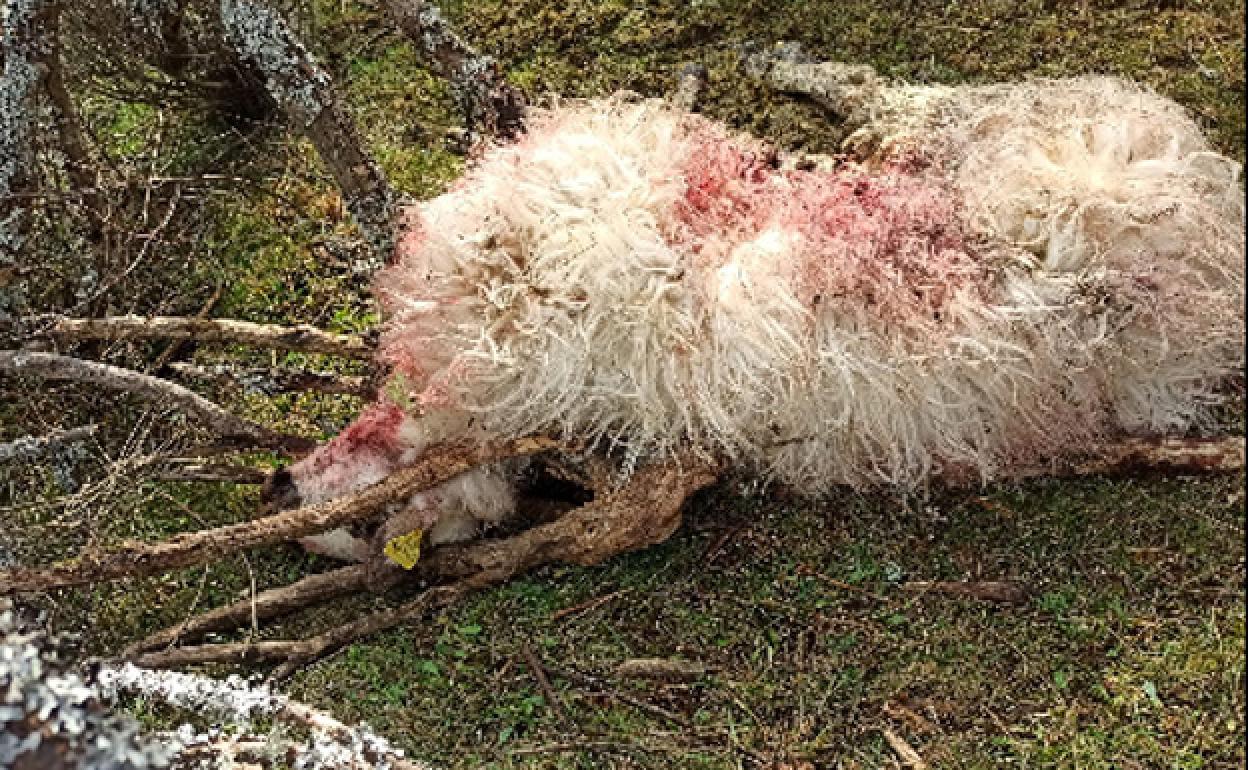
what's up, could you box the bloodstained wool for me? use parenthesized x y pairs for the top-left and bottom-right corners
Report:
(282, 80), (1242, 562)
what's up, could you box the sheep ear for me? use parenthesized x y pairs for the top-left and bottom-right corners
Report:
(259, 467), (302, 512)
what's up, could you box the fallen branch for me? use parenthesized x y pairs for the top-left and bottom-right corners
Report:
(0, 425), (97, 464)
(1068, 435), (1245, 476)
(0, 350), (314, 452)
(132, 569), (501, 677)
(901, 580), (1030, 604)
(34, 314), (374, 358)
(881, 727), (928, 770)
(122, 565), (368, 657)
(123, 456), (717, 675)
(384, 0), (526, 141)
(0, 436), (556, 595)
(168, 361), (373, 397)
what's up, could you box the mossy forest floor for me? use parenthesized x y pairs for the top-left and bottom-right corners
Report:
(6, 1), (1244, 768)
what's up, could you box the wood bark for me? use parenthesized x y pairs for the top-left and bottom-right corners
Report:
(168, 361), (373, 397)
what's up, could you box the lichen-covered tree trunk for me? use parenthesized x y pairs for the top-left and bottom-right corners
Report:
(383, 0), (526, 141)
(219, 0), (398, 264)
(0, 0), (54, 267)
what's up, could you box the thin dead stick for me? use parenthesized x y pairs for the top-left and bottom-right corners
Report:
(550, 588), (630, 621)
(881, 727), (928, 770)
(0, 424), (97, 463)
(130, 569), (502, 676)
(168, 361), (372, 397)
(149, 284), (222, 373)
(0, 436), (556, 595)
(0, 350), (314, 452)
(550, 665), (692, 728)
(796, 565), (889, 602)
(901, 580), (1030, 604)
(149, 461), (270, 484)
(33, 314), (373, 358)
(123, 565), (369, 657)
(521, 643), (567, 724)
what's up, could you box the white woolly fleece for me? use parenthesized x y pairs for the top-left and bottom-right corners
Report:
(375, 79), (1243, 493)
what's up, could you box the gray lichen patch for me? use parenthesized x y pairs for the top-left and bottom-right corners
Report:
(0, 0), (47, 264)
(219, 0), (332, 127)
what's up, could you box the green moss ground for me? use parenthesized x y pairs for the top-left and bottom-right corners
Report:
(9, 1), (1243, 767)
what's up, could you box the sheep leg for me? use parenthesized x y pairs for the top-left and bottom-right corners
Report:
(124, 457), (720, 676)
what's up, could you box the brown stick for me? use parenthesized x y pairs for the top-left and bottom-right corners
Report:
(148, 284), (222, 373)
(0, 350), (314, 452)
(521, 643), (567, 724)
(1068, 435), (1245, 477)
(39, 2), (96, 196)
(35, 314), (373, 358)
(131, 569), (500, 675)
(881, 727), (928, 770)
(945, 435), (1245, 487)
(0, 436), (556, 595)
(383, 0), (526, 141)
(168, 361), (372, 397)
(123, 565), (368, 657)
(149, 461), (271, 484)
(901, 580), (1030, 604)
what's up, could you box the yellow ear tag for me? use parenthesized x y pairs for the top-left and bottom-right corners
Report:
(384, 529), (424, 570)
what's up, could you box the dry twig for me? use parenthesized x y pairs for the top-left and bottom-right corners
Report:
(881, 727), (928, 770)
(0, 350), (314, 452)
(123, 565), (369, 657)
(902, 580), (1030, 604)
(33, 314), (373, 358)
